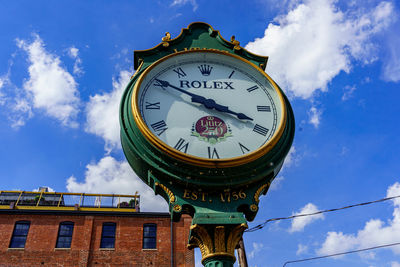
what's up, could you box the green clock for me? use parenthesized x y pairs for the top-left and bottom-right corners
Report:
(132, 49), (286, 168)
(120, 22), (295, 267)
(120, 22), (294, 189)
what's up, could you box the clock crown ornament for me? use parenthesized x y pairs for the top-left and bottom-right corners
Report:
(198, 64), (213, 76)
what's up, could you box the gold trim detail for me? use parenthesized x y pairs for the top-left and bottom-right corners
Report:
(254, 183), (270, 204)
(134, 22), (268, 63)
(131, 61), (144, 79)
(173, 204), (182, 212)
(226, 223), (247, 253)
(131, 49), (287, 168)
(214, 226), (226, 252)
(188, 223), (247, 264)
(161, 32), (171, 47)
(250, 204), (258, 212)
(155, 182), (176, 203)
(230, 36), (241, 50)
(202, 252), (236, 263)
(189, 224), (213, 255)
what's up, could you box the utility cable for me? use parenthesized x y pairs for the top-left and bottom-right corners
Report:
(282, 242), (400, 266)
(246, 194), (400, 232)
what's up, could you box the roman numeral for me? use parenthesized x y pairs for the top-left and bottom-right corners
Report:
(253, 124), (269, 136)
(239, 143), (250, 154)
(145, 101), (160, 110)
(173, 67), (186, 78)
(150, 120), (168, 136)
(208, 147), (220, 159)
(228, 70), (235, 78)
(174, 138), (189, 153)
(257, 105), (271, 112)
(247, 85), (259, 92)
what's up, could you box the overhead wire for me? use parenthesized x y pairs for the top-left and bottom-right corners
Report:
(245, 194), (400, 232)
(282, 242), (400, 266)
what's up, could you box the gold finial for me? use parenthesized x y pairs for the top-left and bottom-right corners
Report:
(231, 35), (241, 50)
(162, 32), (171, 47)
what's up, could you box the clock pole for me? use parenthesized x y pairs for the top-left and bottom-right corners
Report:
(120, 22), (295, 266)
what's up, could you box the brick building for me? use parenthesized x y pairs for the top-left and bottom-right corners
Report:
(0, 190), (194, 267)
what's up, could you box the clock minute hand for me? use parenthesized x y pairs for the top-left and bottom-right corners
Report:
(154, 78), (197, 98)
(154, 79), (253, 121)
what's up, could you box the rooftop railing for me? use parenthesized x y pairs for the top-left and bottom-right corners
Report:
(0, 191), (140, 212)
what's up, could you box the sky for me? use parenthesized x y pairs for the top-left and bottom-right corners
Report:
(0, 0), (399, 266)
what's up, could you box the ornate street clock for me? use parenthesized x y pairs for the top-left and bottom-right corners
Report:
(134, 49), (286, 166)
(120, 22), (294, 267)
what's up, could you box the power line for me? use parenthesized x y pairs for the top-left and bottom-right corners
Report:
(246, 194), (400, 232)
(282, 242), (400, 266)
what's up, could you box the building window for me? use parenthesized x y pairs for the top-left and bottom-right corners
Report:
(56, 221), (74, 248)
(100, 222), (116, 248)
(143, 223), (157, 249)
(9, 221), (30, 248)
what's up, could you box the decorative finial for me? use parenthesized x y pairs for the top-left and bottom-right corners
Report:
(162, 32), (171, 47)
(231, 35), (241, 50)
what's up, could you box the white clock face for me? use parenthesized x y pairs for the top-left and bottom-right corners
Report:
(133, 51), (285, 161)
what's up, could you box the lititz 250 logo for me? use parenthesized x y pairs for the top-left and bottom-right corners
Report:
(191, 116), (232, 144)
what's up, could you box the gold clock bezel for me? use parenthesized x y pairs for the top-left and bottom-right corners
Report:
(131, 49), (287, 168)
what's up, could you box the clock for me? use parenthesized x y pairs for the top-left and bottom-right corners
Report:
(131, 49), (287, 168)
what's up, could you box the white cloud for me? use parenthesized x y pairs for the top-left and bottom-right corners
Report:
(16, 34), (80, 127)
(85, 70), (131, 153)
(317, 231), (358, 257)
(67, 46), (83, 75)
(296, 244), (309, 255)
(0, 73), (34, 128)
(68, 47), (79, 58)
(170, 0), (198, 11)
(0, 75), (5, 89)
(308, 106), (321, 128)
(10, 98), (33, 128)
(66, 155), (168, 212)
(382, 33), (400, 82)
(392, 261), (400, 267)
(317, 182), (400, 258)
(282, 145), (296, 170)
(245, 0), (394, 99)
(270, 176), (285, 191)
(342, 85), (357, 101)
(289, 203), (324, 232)
(0, 74), (9, 105)
(248, 242), (264, 259)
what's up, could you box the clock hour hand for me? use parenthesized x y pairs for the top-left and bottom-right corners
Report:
(154, 79), (253, 121)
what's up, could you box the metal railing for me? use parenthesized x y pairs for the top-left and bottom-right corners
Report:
(0, 191), (140, 212)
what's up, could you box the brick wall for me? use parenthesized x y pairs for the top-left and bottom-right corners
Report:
(0, 212), (194, 267)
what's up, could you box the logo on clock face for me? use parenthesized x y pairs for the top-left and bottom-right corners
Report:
(191, 116), (232, 144)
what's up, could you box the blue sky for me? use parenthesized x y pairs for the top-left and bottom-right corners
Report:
(1, 0), (400, 266)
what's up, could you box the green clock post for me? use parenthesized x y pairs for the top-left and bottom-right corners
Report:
(120, 22), (294, 267)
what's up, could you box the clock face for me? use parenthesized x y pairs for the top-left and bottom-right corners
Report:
(132, 50), (286, 166)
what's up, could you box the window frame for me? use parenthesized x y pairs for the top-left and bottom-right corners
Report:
(9, 220), (30, 248)
(142, 223), (157, 249)
(100, 222), (116, 249)
(55, 221), (74, 248)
